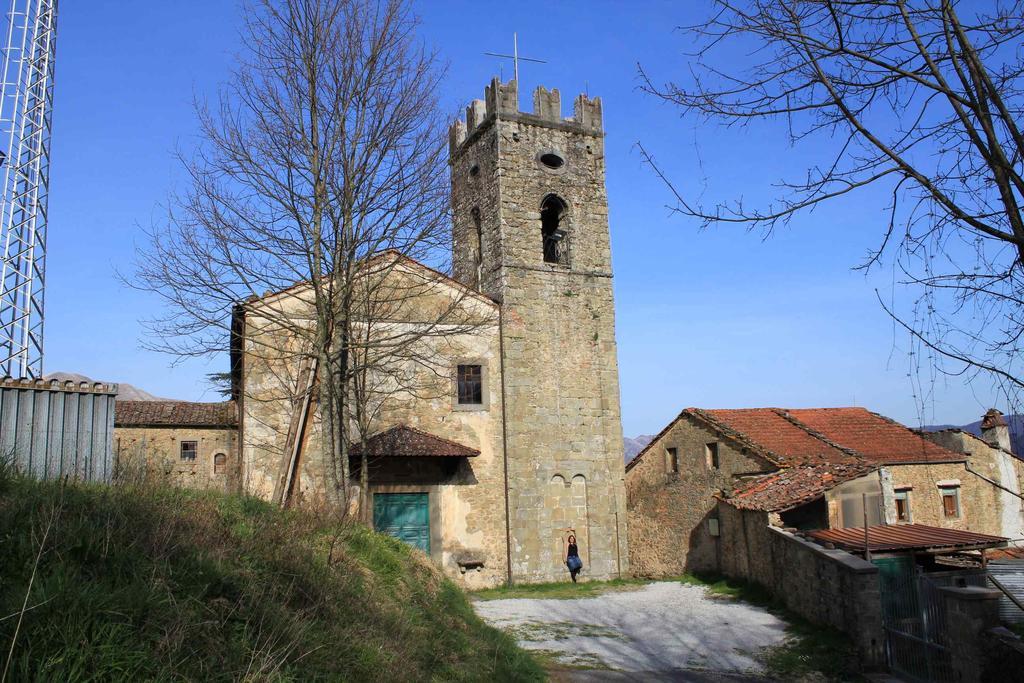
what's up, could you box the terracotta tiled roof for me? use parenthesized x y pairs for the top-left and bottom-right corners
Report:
(808, 523), (1006, 553)
(115, 401), (237, 427)
(784, 407), (963, 464)
(698, 408), (860, 467)
(349, 425), (479, 458)
(726, 463), (877, 512)
(989, 546), (1024, 560)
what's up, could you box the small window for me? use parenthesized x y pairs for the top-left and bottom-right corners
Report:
(457, 364), (483, 405)
(539, 152), (564, 169)
(705, 442), (720, 470)
(214, 452), (226, 475)
(940, 486), (960, 519)
(666, 447), (679, 474)
(469, 164), (480, 177)
(180, 441), (198, 462)
(894, 489), (912, 523)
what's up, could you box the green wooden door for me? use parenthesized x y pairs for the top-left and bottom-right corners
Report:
(373, 493), (430, 553)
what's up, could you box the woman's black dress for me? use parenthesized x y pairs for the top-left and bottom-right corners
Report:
(567, 543), (582, 582)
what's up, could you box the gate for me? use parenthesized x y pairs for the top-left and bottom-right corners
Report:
(876, 558), (956, 682)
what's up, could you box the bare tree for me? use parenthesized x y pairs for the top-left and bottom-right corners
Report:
(132, 0), (482, 509)
(639, 1), (1024, 410)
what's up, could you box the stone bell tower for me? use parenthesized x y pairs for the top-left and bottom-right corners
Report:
(449, 79), (628, 583)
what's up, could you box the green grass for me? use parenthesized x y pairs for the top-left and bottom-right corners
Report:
(471, 576), (658, 601)
(0, 469), (544, 682)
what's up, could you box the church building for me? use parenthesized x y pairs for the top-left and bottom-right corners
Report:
(115, 78), (629, 589)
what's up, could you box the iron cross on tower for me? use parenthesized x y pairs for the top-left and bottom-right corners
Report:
(484, 33), (546, 83)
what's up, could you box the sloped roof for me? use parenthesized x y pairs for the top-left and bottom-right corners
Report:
(785, 407), (963, 464)
(349, 425), (479, 458)
(699, 408), (859, 467)
(808, 523), (1006, 553)
(627, 404), (964, 513)
(727, 463), (877, 512)
(115, 401), (237, 428)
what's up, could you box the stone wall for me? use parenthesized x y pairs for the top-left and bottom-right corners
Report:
(238, 267), (511, 588)
(450, 79), (628, 583)
(717, 503), (885, 667)
(625, 414), (775, 576)
(885, 460), (1006, 535)
(114, 426), (239, 493)
(922, 430), (1024, 542)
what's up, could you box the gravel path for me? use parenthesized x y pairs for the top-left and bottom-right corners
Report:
(473, 581), (789, 679)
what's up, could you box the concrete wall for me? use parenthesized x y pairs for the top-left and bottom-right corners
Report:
(450, 79), (628, 583)
(114, 425), (239, 493)
(625, 414), (774, 576)
(717, 503), (885, 666)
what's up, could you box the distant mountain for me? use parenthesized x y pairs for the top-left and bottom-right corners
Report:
(624, 434), (655, 463)
(922, 414), (1024, 454)
(45, 372), (169, 402)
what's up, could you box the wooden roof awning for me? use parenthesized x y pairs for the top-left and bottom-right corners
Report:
(808, 524), (1008, 554)
(349, 425), (479, 458)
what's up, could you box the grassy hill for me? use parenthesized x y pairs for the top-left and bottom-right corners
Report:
(0, 468), (542, 682)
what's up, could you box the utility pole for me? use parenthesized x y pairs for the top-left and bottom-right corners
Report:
(0, 0), (58, 379)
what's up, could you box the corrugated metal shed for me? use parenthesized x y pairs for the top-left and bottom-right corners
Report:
(0, 377), (117, 482)
(808, 523), (1007, 553)
(990, 560), (1024, 624)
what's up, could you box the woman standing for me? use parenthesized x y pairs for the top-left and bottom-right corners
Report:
(565, 534), (583, 583)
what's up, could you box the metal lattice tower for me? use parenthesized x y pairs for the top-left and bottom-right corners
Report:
(0, 0), (56, 379)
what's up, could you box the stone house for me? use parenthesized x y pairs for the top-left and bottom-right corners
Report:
(114, 400), (239, 492)
(121, 78), (630, 590)
(626, 406), (1024, 578)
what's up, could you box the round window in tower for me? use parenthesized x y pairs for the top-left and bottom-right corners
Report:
(469, 164), (480, 178)
(539, 152), (565, 170)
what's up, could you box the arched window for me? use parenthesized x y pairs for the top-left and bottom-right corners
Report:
(540, 195), (569, 265)
(213, 452), (226, 475)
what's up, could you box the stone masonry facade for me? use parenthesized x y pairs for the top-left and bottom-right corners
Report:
(449, 79), (629, 583)
(625, 413), (775, 576)
(115, 425), (239, 493)
(237, 262), (510, 589)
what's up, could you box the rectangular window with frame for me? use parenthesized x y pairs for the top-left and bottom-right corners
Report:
(456, 364), (483, 405)
(666, 447), (679, 474)
(940, 486), (961, 519)
(180, 441), (198, 462)
(894, 488), (912, 523)
(705, 442), (720, 470)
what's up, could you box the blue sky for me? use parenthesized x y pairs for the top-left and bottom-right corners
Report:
(45, 1), (1000, 436)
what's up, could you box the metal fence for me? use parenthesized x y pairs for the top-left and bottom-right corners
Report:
(0, 377), (117, 482)
(879, 564), (960, 683)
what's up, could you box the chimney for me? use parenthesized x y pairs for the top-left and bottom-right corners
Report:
(980, 408), (1011, 451)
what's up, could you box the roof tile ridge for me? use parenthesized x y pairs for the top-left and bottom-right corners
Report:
(770, 408), (869, 465)
(688, 408), (787, 467)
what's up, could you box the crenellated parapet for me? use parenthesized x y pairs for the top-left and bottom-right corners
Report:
(449, 78), (603, 156)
